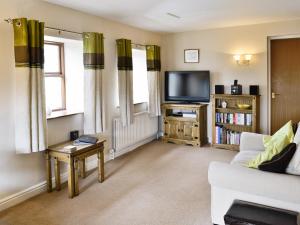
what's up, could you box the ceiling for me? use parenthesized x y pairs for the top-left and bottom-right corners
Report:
(45, 0), (300, 33)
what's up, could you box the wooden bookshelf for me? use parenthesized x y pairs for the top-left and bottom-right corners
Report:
(212, 94), (260, 151)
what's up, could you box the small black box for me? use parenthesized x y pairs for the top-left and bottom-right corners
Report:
(215, 85), (224, 94)
(250, 85), (259, 95)
(70, 130), (79, 141)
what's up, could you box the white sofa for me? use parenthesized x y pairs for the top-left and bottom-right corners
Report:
(208, 132), (300, 225)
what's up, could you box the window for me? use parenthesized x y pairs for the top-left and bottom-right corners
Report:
(44, 41), (66, 111)
(132, 48), (149, 104)
(44, 36), (84, 118)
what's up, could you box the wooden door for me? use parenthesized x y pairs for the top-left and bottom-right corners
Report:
(180, 121), (193, 141)
(192, 122), (200, 141)
(165, 120), (180, 139)
(163, 120), (170, 138)
(271, 38), (300, 133)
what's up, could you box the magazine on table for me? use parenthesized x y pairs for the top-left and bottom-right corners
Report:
(73, 135), (98, 145)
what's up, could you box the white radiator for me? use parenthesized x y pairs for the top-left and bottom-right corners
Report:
(113, 112), (158, 157)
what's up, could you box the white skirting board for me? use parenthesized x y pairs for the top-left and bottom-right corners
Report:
(0, 132), (158, 212)
(0, 153), (109, 212)
(0, 170), (68, 212)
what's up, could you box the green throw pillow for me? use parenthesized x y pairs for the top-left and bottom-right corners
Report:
(263, 120), (294, 145)
(248, 120), (294, 168)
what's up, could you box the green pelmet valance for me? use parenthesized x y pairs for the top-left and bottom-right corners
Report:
(116, 39), (132, 71)
(146, 45), (161, 71)
(83, 32), (104, 70)
(13, 18), (44, 68)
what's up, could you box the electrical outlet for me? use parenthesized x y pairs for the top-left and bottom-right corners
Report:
(109, 149), (115, 160)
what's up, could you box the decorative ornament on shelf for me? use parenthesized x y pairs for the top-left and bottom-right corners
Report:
(233, 54), (252, 65)
(231, 80), (242, 95)
(221, 100), (227, 109)
(237, 104), (251, 109)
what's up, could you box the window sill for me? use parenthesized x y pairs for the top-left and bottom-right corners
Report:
(47, 110), (83, 120)
(116, 102), (148, 108)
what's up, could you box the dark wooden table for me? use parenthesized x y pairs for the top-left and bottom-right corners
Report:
(45, 138), (106, 198)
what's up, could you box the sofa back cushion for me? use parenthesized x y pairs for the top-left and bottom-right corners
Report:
(286, 122), (300, 175)
(292, 122), (300, 143)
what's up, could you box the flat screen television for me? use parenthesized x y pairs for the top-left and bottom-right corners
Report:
(165, 71), (210, 102)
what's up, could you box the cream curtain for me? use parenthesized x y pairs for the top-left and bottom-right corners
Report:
(146, 45), (161, 116)
(83, 32), (105, 134)
(13, 18), (47, 153)
(116, 39), (133, 126)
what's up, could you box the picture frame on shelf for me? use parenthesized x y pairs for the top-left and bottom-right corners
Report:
(184, 49), (199, 63)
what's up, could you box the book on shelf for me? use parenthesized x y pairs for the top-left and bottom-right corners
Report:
(246, 114), (252, 126)
(215, 126), (241, 145)
(215, 112), (252, 126)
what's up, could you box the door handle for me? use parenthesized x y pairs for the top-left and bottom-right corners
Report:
(271, 92), (280, 99)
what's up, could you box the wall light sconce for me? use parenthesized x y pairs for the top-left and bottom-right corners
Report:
(233, 54), (252, 65)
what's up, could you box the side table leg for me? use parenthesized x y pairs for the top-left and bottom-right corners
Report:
(68, 157), (75, 198)
(54, 157), (61, 191)
(80, 159), (86, 178)
(74, 159), (79, 196)
(45, 151), (52, 192)
(97, 149), (104, 183)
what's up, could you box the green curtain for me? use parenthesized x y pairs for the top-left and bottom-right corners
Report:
(83, 32), (104, 69)
(83, 32), (105, 134)
(116, 39), (133, 126)
(146, 45), (161, 116)
(13, 18), (44, 68)
(13, 18), (47, 153)
(117, 39), (133, 70)
(146, 45), (161, 71)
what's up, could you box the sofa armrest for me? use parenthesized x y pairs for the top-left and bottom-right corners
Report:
(240, 132), (265, 152)
(208, 161), (300, 204)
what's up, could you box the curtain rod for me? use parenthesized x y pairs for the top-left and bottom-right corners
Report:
(5, 18), (84, 36)
(46, 26), (83, 35)
(4, 19), (148, 45)
(132, 43), (147, 47)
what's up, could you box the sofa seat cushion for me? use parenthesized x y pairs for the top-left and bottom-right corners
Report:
(208, 162), (300, 204)
(231, 151), (260, 166)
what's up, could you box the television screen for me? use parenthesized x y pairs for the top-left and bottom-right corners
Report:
(165, 71), (210, 102)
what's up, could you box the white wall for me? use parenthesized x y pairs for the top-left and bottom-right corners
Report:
(162, 19), (300, 142)
(0, 0), (161, 200)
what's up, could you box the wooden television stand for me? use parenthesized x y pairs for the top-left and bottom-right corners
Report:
(161, 103), (208, 147)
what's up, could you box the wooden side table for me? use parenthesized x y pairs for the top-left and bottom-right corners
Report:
(45, 138), (106, 198)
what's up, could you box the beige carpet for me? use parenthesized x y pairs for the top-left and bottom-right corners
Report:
(0, 141), (236, 225)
